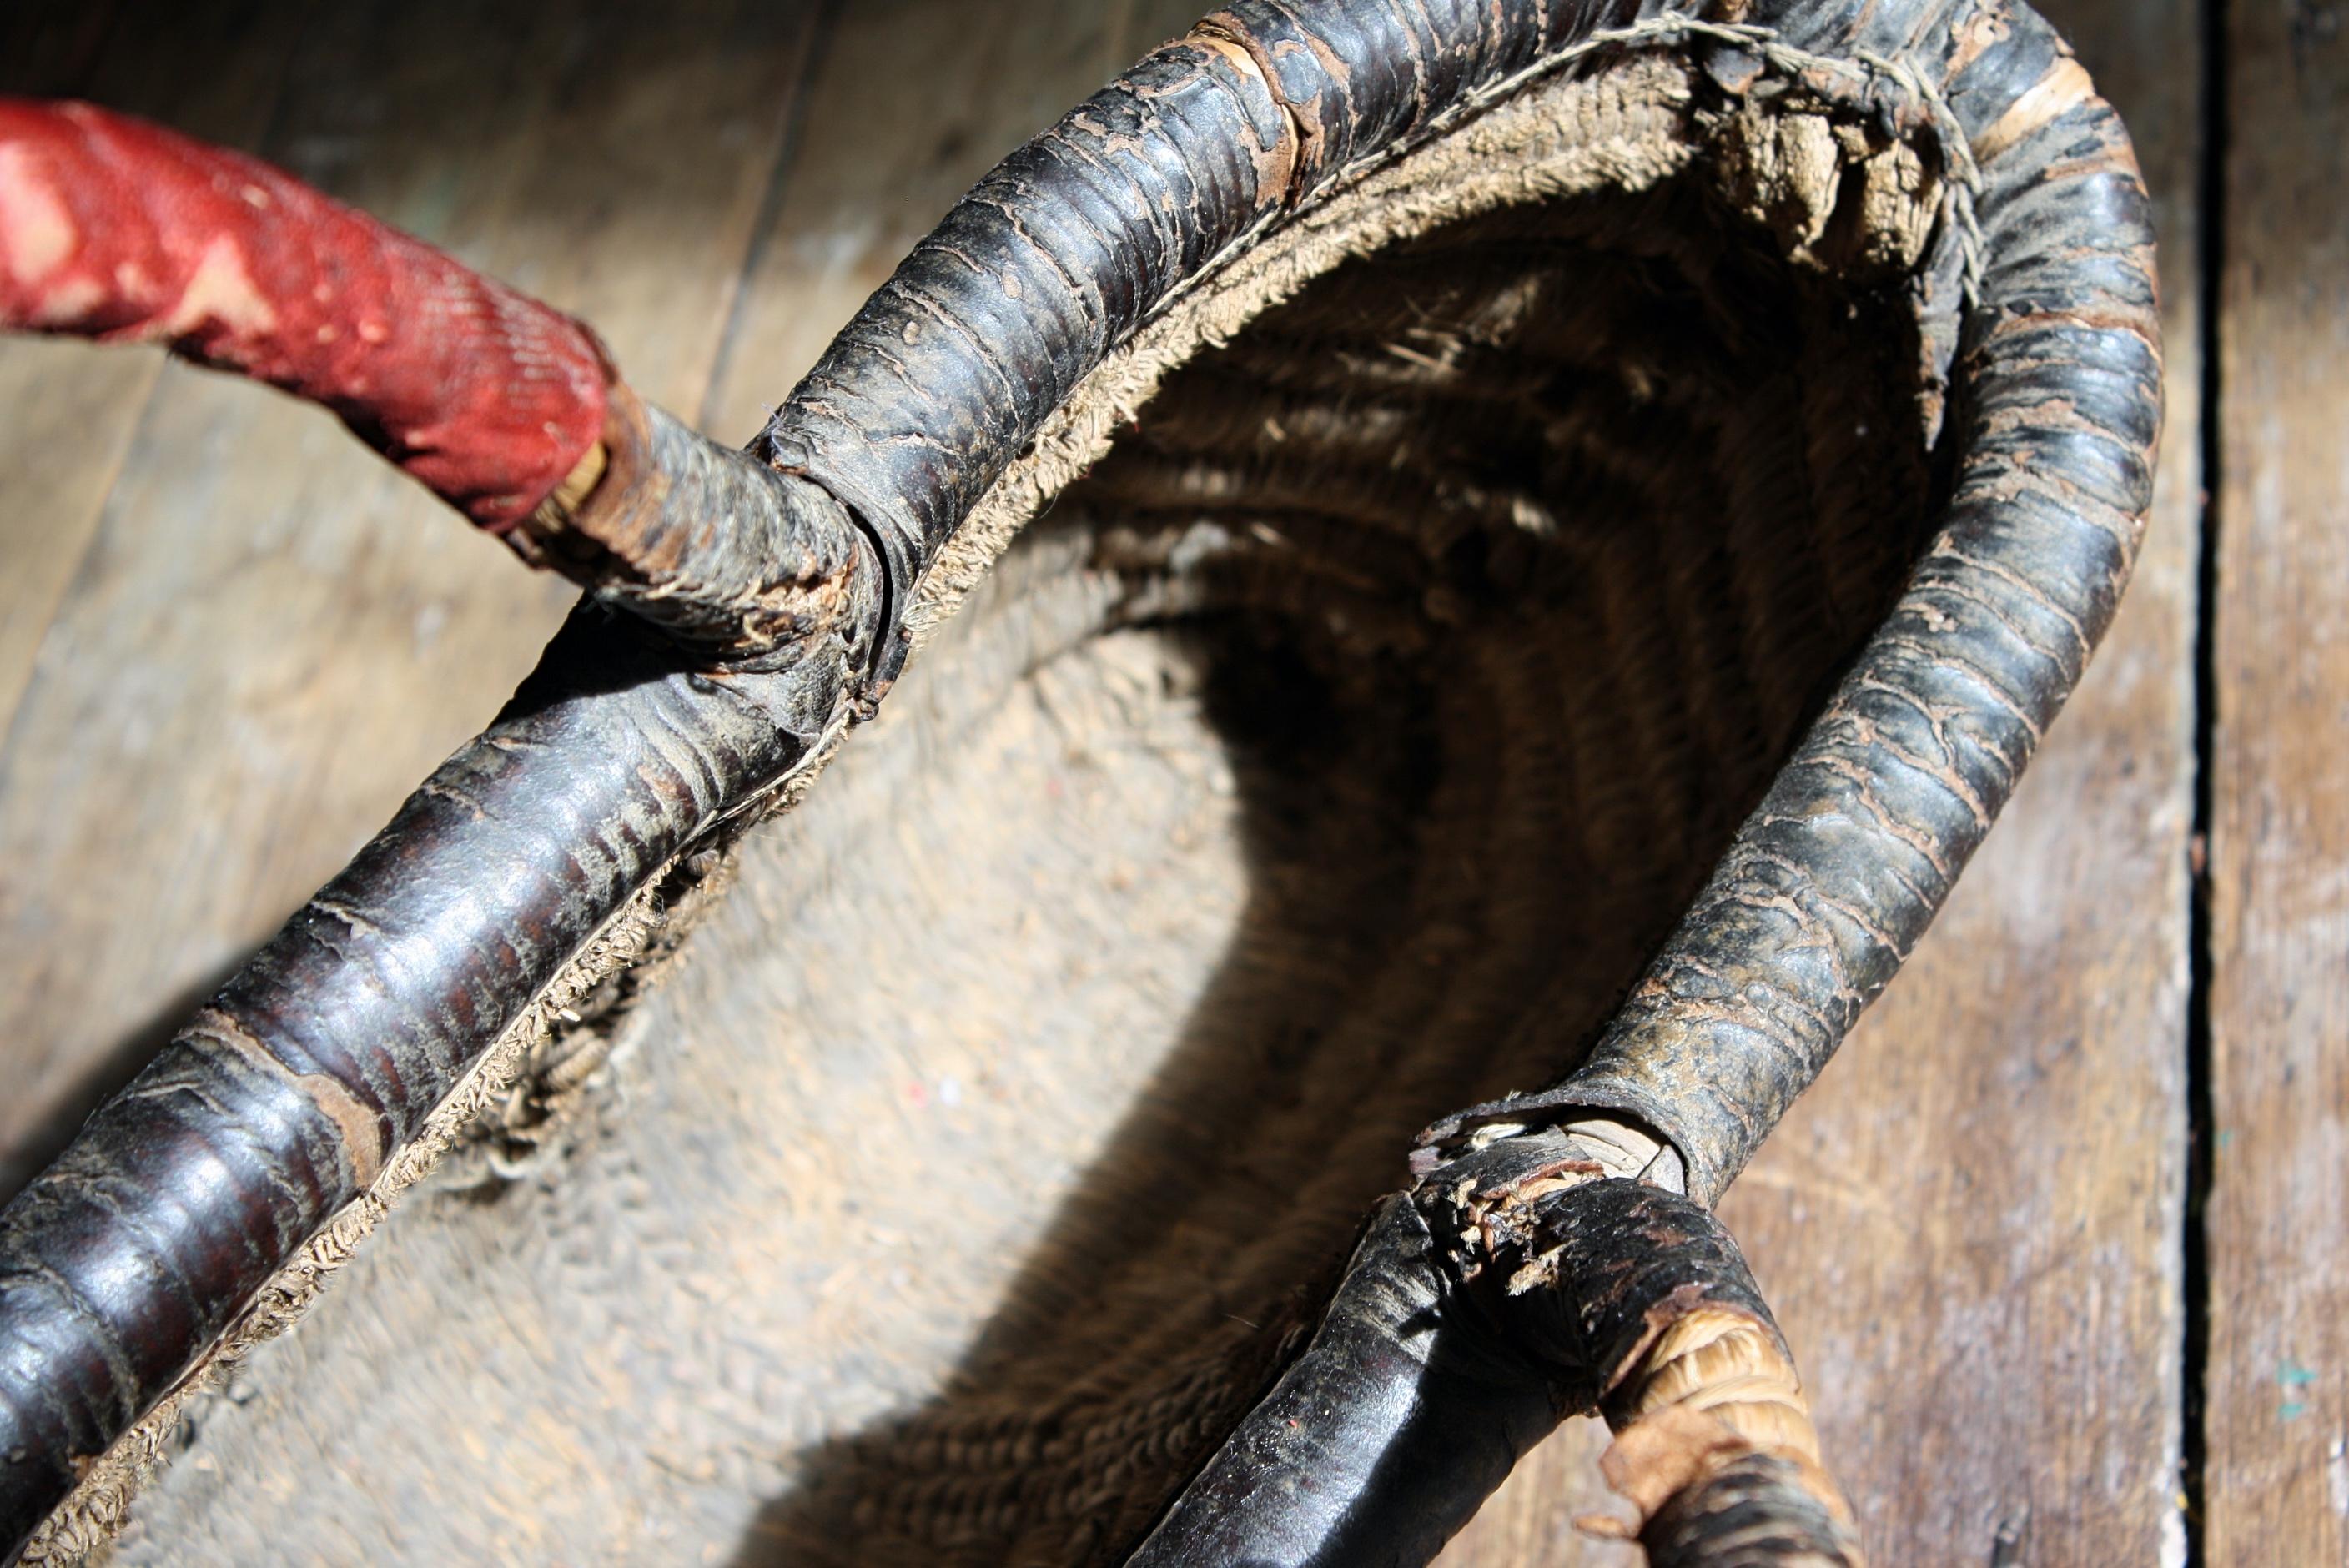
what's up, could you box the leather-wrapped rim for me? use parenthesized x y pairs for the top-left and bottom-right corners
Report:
(0, 0), (2159, 1559)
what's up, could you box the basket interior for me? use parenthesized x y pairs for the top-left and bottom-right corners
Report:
(109, 58), (1959, 1568)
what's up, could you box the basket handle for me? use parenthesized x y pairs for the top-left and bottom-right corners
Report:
(1126, 1132), (1860, 1567)
(1551, 1182), (1863, 1565)
(0, 98), (883, 670)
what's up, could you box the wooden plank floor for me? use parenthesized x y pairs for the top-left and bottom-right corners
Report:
(2206, 2), (2349, 1561)
(0, 1), (2332, 1562)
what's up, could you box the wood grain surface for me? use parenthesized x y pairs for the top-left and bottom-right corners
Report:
(697, 0), (1209, 449)
(0, 1), (2326, 1563)
(0, 1), (306, 817)
(2205, 1), (2349, 1560)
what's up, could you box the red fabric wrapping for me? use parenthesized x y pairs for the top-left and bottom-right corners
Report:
(0, 98), (609, 530)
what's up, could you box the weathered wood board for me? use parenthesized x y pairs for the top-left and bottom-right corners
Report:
(699, 0), (1208, 448)
(0, 2), (307, 827)
(2206, 3), (2349, 1561)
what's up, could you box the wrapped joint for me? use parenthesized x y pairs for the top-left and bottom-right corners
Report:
(0, 98), (878, 675)
(1413, 1162), (1861, 1566)
(1589, 1308), (1860, 1565)
(510, 383), (888, 673)
(1616, 1310), (1820, 1465)
(1414, 1088), (1693, 1193)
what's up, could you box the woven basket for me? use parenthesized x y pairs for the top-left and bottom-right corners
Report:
(0, 1), (2159, 1563)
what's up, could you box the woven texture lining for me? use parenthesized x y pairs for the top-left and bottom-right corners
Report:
(752, 68), (1949, 1568)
